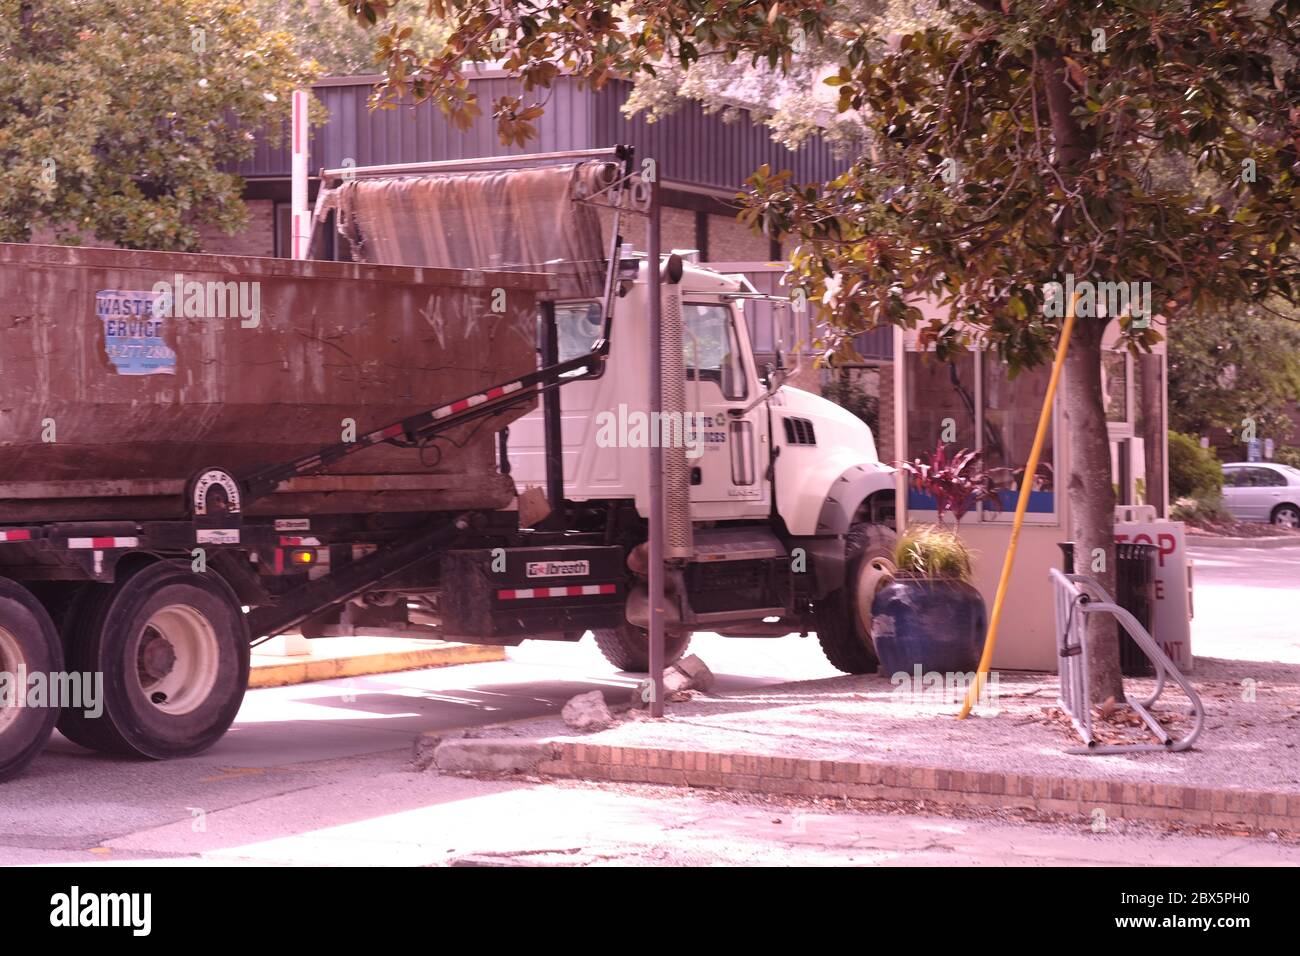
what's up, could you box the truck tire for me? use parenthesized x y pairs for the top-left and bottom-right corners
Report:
(0, 578), (65, 782)
(814, 523), (896, 674)
(592, 623), (690, 672)
(25, 583), (87, 636)
(57, 562), (250, 760)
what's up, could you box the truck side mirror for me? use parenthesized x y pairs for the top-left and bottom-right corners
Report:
(761, 360), (789, 393)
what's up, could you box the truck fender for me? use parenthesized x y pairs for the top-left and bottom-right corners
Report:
(797, 463), (895, 598)
(815, 463), (895, 537)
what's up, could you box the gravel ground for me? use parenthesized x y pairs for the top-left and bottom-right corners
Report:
(480, 655), (1300, 795)
(1185, 519), (1300, 539)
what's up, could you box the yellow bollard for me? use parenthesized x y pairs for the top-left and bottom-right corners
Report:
(958, 293), (1080, 719)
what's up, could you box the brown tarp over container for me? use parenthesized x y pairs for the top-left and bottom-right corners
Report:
(0, 243), (548, 521)
(314, 161), (611, 299)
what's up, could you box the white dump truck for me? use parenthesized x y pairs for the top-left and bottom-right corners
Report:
(0, 148), (894, 781)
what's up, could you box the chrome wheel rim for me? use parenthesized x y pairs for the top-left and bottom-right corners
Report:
(0, 626), (26, 735)
(134, 605), (219, 716)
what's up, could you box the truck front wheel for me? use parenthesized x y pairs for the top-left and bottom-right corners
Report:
(58, 562), (250, 759)
(0, 578), (64, 782)
(592, 623), (690, 672)
(814, 524), (896, 674)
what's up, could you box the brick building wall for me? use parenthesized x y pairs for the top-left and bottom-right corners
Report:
(877, 362), (896, 466)
(706, 212), (770, 262)
(595, 202), (771, 260)
(596, 203), (694, 254)
(195, 199), (276, 258)
(783, 362), (826, 396)
(824, 364), (895, 456)
(659, 205), (697, 252)
(28, 199), (277, 258)
(27, 227), (117, 249)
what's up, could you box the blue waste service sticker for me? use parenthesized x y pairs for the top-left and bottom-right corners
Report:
(96, 289), (176, 375)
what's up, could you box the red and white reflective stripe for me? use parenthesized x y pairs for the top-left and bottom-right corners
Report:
(497, 583), (617, 600)
(67, 536), (139, 549)
(433, 381), (525, 420)
(279, 536), (321, 546)
(363, 422), (406, 444)
(0, 529), (33, 543)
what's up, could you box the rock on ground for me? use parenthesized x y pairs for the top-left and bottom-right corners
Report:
(562, 690), (615, 731)
(432, 738), (559, 774)
(666, 655), (715, 693)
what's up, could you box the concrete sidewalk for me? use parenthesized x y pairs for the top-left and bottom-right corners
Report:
(425, 656), (1300, 835)
(251, 636), (504, 688)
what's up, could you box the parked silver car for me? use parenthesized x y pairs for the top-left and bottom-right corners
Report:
(1221, 462), (1300, 528)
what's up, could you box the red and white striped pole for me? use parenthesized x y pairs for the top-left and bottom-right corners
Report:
(291, 89), (311, 259)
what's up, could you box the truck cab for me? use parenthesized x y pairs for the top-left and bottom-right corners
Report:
(505, 256), (897, 672)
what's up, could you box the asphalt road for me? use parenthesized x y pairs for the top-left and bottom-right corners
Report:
(0, 632), (841, 861)
(0, 545), (1294, 865)
(1187, 545), (1300, 664)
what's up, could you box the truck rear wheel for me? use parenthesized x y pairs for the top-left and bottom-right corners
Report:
(592, 623), (690, 672)
(57, 562), (249, 759)
(0, 579), (64, 782)
(814, 524), (896, 674)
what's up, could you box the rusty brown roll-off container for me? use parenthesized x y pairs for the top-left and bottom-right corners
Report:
(0, 243), (548, 522)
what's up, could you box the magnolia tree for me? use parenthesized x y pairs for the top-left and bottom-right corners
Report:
(0, 0), (314, 250)
(350, 0), (1300, 702)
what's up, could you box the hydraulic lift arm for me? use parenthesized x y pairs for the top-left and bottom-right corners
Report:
(231, 347), (606, 509)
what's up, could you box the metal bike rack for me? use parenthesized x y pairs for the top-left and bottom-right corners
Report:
(1051, 569), (1205, 754)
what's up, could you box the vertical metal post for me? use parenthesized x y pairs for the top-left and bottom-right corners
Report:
(646, 179), (666, 717)
(540, 300), (565, 523)
(291, 89), (311, 260)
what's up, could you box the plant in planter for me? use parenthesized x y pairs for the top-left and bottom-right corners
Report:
(870, 444), (998, 676)
(897, 442), (1001, 525)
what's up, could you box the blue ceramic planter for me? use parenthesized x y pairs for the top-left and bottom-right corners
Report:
(870, 576), (987, 676)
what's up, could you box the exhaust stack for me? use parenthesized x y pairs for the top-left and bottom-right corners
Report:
(658, 267), (694, 559)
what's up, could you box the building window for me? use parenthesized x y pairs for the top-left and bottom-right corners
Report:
(982, 357), (1055, 514)
(905, 353), (976, 512)
(904, 350), (1058, 521)
(1102, 350), (1130, 424)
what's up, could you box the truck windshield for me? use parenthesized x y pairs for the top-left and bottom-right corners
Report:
(684, 303), (747, 400)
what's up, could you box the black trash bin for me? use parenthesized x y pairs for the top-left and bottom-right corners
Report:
(1058, 541), (1156, 677)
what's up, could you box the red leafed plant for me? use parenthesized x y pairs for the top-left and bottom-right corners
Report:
(898, 442), (1002, 525)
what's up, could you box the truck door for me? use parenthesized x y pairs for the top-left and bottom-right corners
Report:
(680, 298), (770, 520)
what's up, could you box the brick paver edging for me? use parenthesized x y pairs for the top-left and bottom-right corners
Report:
(535, 742), (1300, 832)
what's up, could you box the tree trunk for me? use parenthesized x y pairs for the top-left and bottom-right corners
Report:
(1063, 316), (1124, 703)
(1036, 46), (1123, 703)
